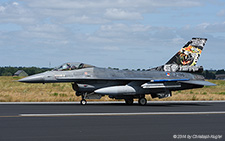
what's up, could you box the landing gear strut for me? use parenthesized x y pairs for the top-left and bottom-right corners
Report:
(80, 93), (87, 105)
(138, 97), (147, 106)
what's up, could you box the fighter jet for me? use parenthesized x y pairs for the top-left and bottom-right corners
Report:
(18, 38), (215, 105)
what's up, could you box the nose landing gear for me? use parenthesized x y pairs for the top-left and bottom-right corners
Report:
(80, 93), (88, 105)
(80, 99), (87, 105)
(78, 92), (102, 105)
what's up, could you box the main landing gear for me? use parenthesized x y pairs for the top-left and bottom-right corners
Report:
(125, 98), (134, 105)
(124, 97), (147, 106)
(138, 97), (147, 106)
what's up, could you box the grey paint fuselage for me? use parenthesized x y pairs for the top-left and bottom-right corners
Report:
(18, 66), (208, 96)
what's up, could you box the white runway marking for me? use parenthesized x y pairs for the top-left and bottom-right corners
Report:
(1, 100), (225, 105)
(19, 111), (225, 117)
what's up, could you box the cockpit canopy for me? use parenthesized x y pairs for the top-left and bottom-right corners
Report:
(53, 62), (94, 71)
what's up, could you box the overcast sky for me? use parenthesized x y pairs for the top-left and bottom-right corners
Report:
(0, 0), (225, 69)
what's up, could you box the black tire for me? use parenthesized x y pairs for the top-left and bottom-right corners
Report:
(138, 98), (147, 106)
(125, 98), (134, 105)
(80, 99), (87, 105)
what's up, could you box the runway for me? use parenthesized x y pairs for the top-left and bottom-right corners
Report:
(0, 101), (224, 141)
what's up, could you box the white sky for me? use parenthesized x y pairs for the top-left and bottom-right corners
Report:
(0, 0), (225, 69)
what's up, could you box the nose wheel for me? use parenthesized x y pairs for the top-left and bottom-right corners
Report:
(80, 99), (87, 105)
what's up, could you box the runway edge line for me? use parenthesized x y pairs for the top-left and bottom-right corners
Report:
(19, 111), (225, 117)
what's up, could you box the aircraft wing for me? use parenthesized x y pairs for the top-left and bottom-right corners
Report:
(179, 80), (216, 86)
(55, 77), (189, 81)
(141, 79), (215, 88)
(56, 76), (215, 86)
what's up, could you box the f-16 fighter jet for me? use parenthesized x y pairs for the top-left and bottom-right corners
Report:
(19, 38), (215, 105)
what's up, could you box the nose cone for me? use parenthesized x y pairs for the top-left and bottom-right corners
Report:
(18, 74), (44, 83)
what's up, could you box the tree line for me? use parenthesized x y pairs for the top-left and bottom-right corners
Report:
(0, 67), (52, 76)
(202, 69), (225, 79)
(0, 66), (224, 79)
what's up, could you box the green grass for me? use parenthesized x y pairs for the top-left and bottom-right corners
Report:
(217, 92), (225, 95)
(0, 76), (225, 102)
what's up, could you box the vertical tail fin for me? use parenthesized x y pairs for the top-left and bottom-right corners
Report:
(151, 38), (207, 72)
(166, 38), (207, 66)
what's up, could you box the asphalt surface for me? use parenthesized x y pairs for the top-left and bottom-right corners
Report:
(0, 101), (225, 141)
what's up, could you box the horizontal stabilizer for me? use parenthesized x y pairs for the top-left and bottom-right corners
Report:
(180, 80), (216, 86)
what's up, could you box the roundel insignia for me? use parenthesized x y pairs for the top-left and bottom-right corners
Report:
(166, 73), (170, 76)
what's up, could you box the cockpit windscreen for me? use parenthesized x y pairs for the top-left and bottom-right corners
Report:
(53, 62), (94, 71)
